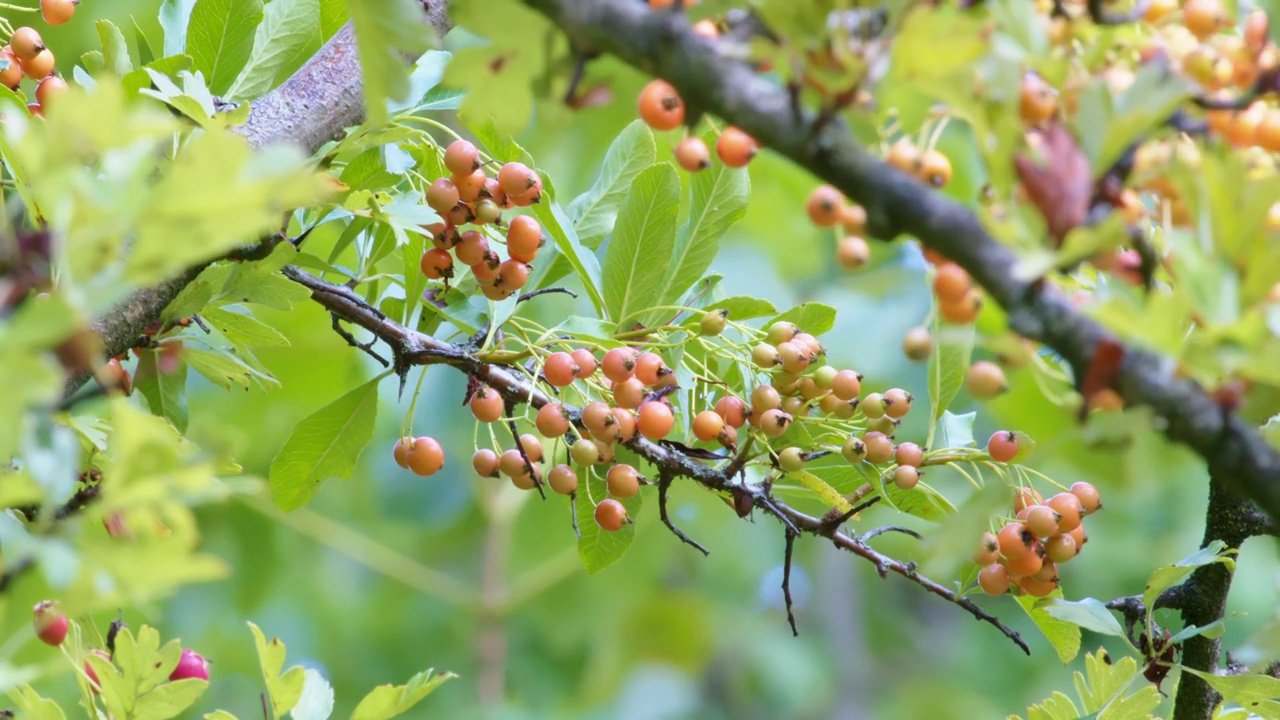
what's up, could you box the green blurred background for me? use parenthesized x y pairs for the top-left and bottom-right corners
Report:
(3, 2), (1278, 718)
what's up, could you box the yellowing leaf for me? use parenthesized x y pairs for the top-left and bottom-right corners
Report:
(248, 622), (306, 716)
(351, 669), (457, 720)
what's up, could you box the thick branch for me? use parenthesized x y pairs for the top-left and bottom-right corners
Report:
(514, 0), (1280, 522)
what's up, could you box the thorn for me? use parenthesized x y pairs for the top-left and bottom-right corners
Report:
(659, 474), (709, 555)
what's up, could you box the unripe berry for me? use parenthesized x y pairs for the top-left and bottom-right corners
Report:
(634, 352), (668, 387)
(759, 408), (792, 437)
(902, 326), (932, 361)
(571, 438), (602, 466)
(861, 431), (894, 463)
(766, 322), (799, 345)
(1024, 505), (1061, 538)
(700, 309), (728, 336)
(595, 498), (629, 532)
(806, 184), (846, 227)
(571, 348), (597, 379)
(637, 400), (675, 440)
(867, 415), (899, 436)
(406, 437), (444, 476)
(1069, 481), (1102, 515)
(675, 136), (710, 172)
(472, 448), (501, 477)
(973, 532), (999, 565)
(548, 464), (578, 495)
(84, 649), (111, 691)
(752, 343), (780, 368)
(473, 198), (502, 225)
(778, 446), (805, 472)
(1045, 533), (1078, 563)
(892, 465), (919, 490)
(987, 431), (1019, 462)
(836, 236), (870, 270)
(883, 388), (912, 419)
(469, 386), (504, 423)
(444, 139), (481, 176)
(32, 600), (68, 646)
(715, 126), (757, 167)
(842, 435), (867, 463)
(793, 333), (824, 358)
(894, 442), (924, 468)
(602, 347), (637, 382)
(1046, 492), (1084, 533)
(750, 384), (781, 414)
(1032, 559), (1059, 584)
(997, 522), (1035, 559)
(715, 395), (748, 428)
(170, 649), (210, 681)
(861, 393), (886, 419)
(637, 78), (685, 131)
(607, 464), (641, 498)
(966, 361), (1008, 399)
(692, 410), (725, 442)
(543, 352), (579, 387)
(1019, 72), (1057, 126)
(393, 437), (414, 469)
(978, 563), (1010, 596)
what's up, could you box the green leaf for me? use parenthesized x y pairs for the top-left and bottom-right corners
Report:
(160, 0), (198, 55)
(292, 668), (335, 720)
(134, 347), (190, 432)
(704, 296), (777, 321)
(268, 377), (382, 511)
(1144, 540), (1233, 614)
(8, 685), (66, 720)
(248, 623), (306, 716)
(788, 470), (853, 514)
(603, 163), (680, 325)
(226, 0), (321, 101)
(575, 473), (643, 574)
(767, 302), (838, 336)
(1074, 650), (1154, 715)
(133, 16), (157, 65)
(201, 307), (290, 347)
(530, 199), (606, 316)
(186, 0), (264, 95)
(93, 627), (204, 720)
(204, 712), (240, 720)
(348, 0), (435, 127)
(937, 410), (976, 449)
(1181, 669), (1280, 708)
(98, 20), (133, 76)
(1021, 691), (1080, 720)
(926, 319), (975, 448)
(1044, 598), (1128, 638)
(351, 670), (457, 720)
(184, 343), (278, 390)
(1074, 62), (1192, 172)
(1015, 592), (1082, 664)
(568, 120), (657, 250)
(654, 154), (750, 309)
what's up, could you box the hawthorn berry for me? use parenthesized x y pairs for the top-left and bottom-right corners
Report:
(84, 649), (111, 691)
(902, 326), (933, 361)
(10, 28), (43, 62)
(612, 408), (638, 443)
(861, 431), (894, 463)
(506, 216), (543, 262)
(571, 348), (597, 378)
(637, 400), (675, 440)
(612, 377), (646, 409)
(1032, 560), (1059, 584)
(1069, 523), (1088, 550)
(1183, 0), (1225, 39)
(474, 198), (502, 225)
(806, 185), (845, 227)
(716, 126), (757, 168)
(776, 341), (810, 373)
(22, 48), (54, 80)
(1045, 533), (1077, 563)
(1046, 492), (1084, 533)
(455, 230), (489, 266)
(842, 435), (867, 463)
(548, 464), (578, 495)
(518, 434), (544, 463)
(581, 401), (614, 437)
(1004, 547), (1043, 577)
(675, 136), (710, 172)
(426, 178), (460, 215)
(570, 438), (602, 466)
(699, 309), (728, 336)
(633, 352), (667, 387)
(33, 600), (68, 646)
(607, 464), (642, 499)
(892, 465), (919, 490)
(1069, 482), (1101, 515)
(997, 522), (1035, 559)
(894, 442), (924, 468)
(978, 564), (1010, 596)
(933, 264), (970, 304)
(472, 448), (501, 478)
(170, 649), (210, 681)
(883, 388), (912, 419)
(500, 448), (532, 478)
(427, 222), (460, 250)
(602, 347), (637, 382)
(469, 386), (504, 423)
(987, 431), (1019, 463)
(778, 447), (806, 472)
(480, 281), (512, 301)
(886, 138), (920, 173)
(840, 203), (868, 235)
(793, 333), (823, 358)
(715, 395), (748, 428)
(444, 139), (481, 176)
(1019, 73), (1057, 125)
(966, 361), (1008, 399)
(393, 437), (414, 469)
(498, 259), (530, 291)
(498, 162), (538, 197)
(973, 532), (999, 565)
(1024, 505), (1061, 538)
(406, 437), (445, 476)
(0, 48), (22, 89)
(759, 408), (792, 437)
(1018, 574), (1059, 598)
(836, 236), (871, 270)
(828, 369), (861, 401)
(692, 410), (725, 442)
(867, 416), (899, 436)
(752, 343), (780, 368)
(420, 248), (454, 280)
(595, 498), (629, 532)
(41, 0), (78, 26)
(917, 149), (952, 187)
(781, 395), (805, 417)
(543, 352), (579, 387)
(766, 322), (798, 345)
(1012, 487), (1043, 513)
(940, 290), (982, 324)
(750, 384), (782, 414)
(861, 393), (886, 419)
(637, 79), (685, 131)
(454, 169), (487, 203)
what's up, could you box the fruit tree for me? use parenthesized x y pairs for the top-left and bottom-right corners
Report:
(2, 0), (1280, 718)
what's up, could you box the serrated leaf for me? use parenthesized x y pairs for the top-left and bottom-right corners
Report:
(1144, 540), (1232, 614)
(348, 0), (435, 127)
(268, 377), (381, 511)
(1183, 668), (1280, 707)
(654, 155), (750, 310)
(575, 473), (643, 574)
(603, 163), (680, 325)
(568, 120), (657, 249)
(531, 199), (606, 316)
(292, 668), (335, 720)
(98, 20), (133, 76)
(201, 307), (290, 347)
(185, 345), (278, 390)
(1015, 592), (1082, 664)
(704, 296), (777, 321)
(767, 303), (838, 336)
(134, 348), (190, 432)
(226, 0), (320, 101)
(351, 670), (457, 720)
(160, 0), (198, 55)
(248, 623), (306, 716)
(1045, 598), (1127, 639)
(927, 318), (974, 448)
(1022, 691), (1081, 720)
(186, 0), (264, 95)
(133, 16), (156, 65)
(9, 685), (66, 720)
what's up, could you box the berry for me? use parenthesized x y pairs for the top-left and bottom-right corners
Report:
(886, 139), (920, 173)
(978, 564), (1010, 596)
(781, 395), (805, 416)
(1024, 505), (1061, 538)
(420, 248), (453, 280)
(455, 230), (489, 266)
(752, 343), (780, 368)
(572, 348), (597, 378)
(895, 442), (924, 468)
(543, 352), (579, 387)
(506, 215), (543, 262)
(612, 377), (646, 409)
(716, 126), (757, 167)
(883, 388), (912, 419)
(406, 437), (444, 476)
(474, 198), (502, 225)
(510, 466), (540, 491)
(1019, 574), (1059, 598)
(548, 464), (578, 495)
(170, 649), (210, 681)
(571, 438), (602, 466)
(892, 465), (919, 490)
(1066, 482), (1100, 516)
(939, 290), (982, 324)
(634, 352), (669, 387)
(902, 326), (932, 361)
(759, 408), (792, 437)
(637, 79), (685, 131)
(842, 435), (867, 463)
(84, 649), (111, 691)
(607, 464), (642, 498)
(841, 203), (867, 235)
(581, 401), (614, 438)
(715, 395), (748, 428)
(1046, 492), (1084, 533)
(426, 178), (460, 215)
(987, 431), (1019, 462)
(793, 333), (824, 358)
(1019, 73), (1057, 125)
(778, 447), (805, 472)
(750, 384), (781, 413)
(806, 185), (845, 227)
(1004, 547), (1043, 577)
(933, 264), (970, 303)
(699, 309), (728, 336)
(917, 149), (952, 187)
(862, 431), (894, 463)
(861, 393), (886, 419)
(0, 48), (22, 89)
(602, 347), (637, 382)
(498, 259), (529, 291)
(1032, 560), (1059, 584)
(637, 401), (675, 440)
(498, 162), (538, 197)
(966, 361), (1008, 399)
(469, 386), (504, 422)
(1013, 487), (1043, 513)
(454, 169), (487, 203)
(836, 236), (870, 270)
(480, 281), (512, 301)
(500, 448), (532, 478)
(517, 434), (543, 463)
(444, 140), (481, 176)
(766, 322), (798, 345)
(675, 136), (710, 171)
(692, 410), (725, 442)
(472, 449), (500, 477)
(776, 341), (810, 373)
(1069, 524), (1088, 550)
(1183, 0), (1225, 39)
(427, 223), (459, 250)
(41, 0), (78, 25)
(10, 27), (43, 62)
(1045, 533), (1078, 563)
(973, 532), (999, 565)
(611, 408), (637, 443)
(32, 600), (68, 646)
(997, 522), (1035, 559)
(22, 49), (54, 80)
(867, 416), (899, 436)
(393, 437), (414, 469)
(829, 370), (861, 401)
(595, 498), (628, 532)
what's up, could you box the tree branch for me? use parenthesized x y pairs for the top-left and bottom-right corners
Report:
(512, 0), (1280, 523)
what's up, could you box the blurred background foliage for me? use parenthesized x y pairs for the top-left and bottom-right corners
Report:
(2, 2), (1277, 718)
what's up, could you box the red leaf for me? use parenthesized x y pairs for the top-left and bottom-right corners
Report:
(1079, 337), (1125, 418)
(1014, 123), (1093, 245)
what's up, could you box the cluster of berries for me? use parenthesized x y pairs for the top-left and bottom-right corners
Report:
(974, 480), (1100, 598)
(1, 23), (69, 117)
(419, 140), (546, 301)
(637, 78), (759, 172)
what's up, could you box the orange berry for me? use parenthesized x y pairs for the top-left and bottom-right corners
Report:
(1046, 492), (1084, 532)
(836, 236), (870, 269)
(716, 126), (757, 168)
(1045, 533), (1078, 563)
(637, 79), (685, 131)
(606, 464), (642, 499)
(692, 410), (725, 442)
(595, 498), (629, 531)
(1019, 73), (1057, 125)
(601, 347), (637, 382)
(1183, 0), (1225, 40)
(806, 185), (846, 227)
(9, 27), (43, 62)
(1069, 482), (1102, 515)
(675, 136), (710, 172)
(714, 395), (748, 428)
(21, 48), (55, 80)
(469, 386), (505, 423)
(637, 401), (675, 440)
(543, 351), (579, 387)
(917, 149), (952, 187)
(978, 564), (1010, 596)
(0, 48), (22, 89)
(40, 0), (77, 26)
(973, 532), (999, 565)
(997, 522), (1035, 559)
(393, 437), (414, 469)
(886, 139), (920, 173)
(1004, 547), (1044, 577)
(472, 449), (500, 478)
(406, 437), (445, 477)
(933, 264), (971, 303)
(548, 464), (578, 495)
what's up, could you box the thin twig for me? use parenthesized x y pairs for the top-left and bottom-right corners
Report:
(658, 473), (709, 555)
(330, 313), (389, 367)
(782, 528), (799, 637)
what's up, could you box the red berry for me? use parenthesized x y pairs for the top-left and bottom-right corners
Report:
(444, 139), (480, 176)
(32, 600), (68, 646)
(170, 649), (210, 681)
(497, 259), (529, 291)
(543, 352), (578, 387)
(892, 465), (919, 490)
(637, 79), (685, 131)
(84, 649), (110, 691)
(716, 126), (757, 167)
(595, 498), (629, 531)
(714, 395), (747, 428)
(469, 386), (504, 423)
(674, 136), (710, 172)
(883, 388), (912, 419)
(571, 348), (597, 378)
(759, 408), (792, 437)
(829, 370), (861, 401)
(420, 248), (454, 280)
(471, 251), (501, 282)
(987, 431), (1019, 462)
(612, 377), (646, 409)
(862, 431), (893, 463)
